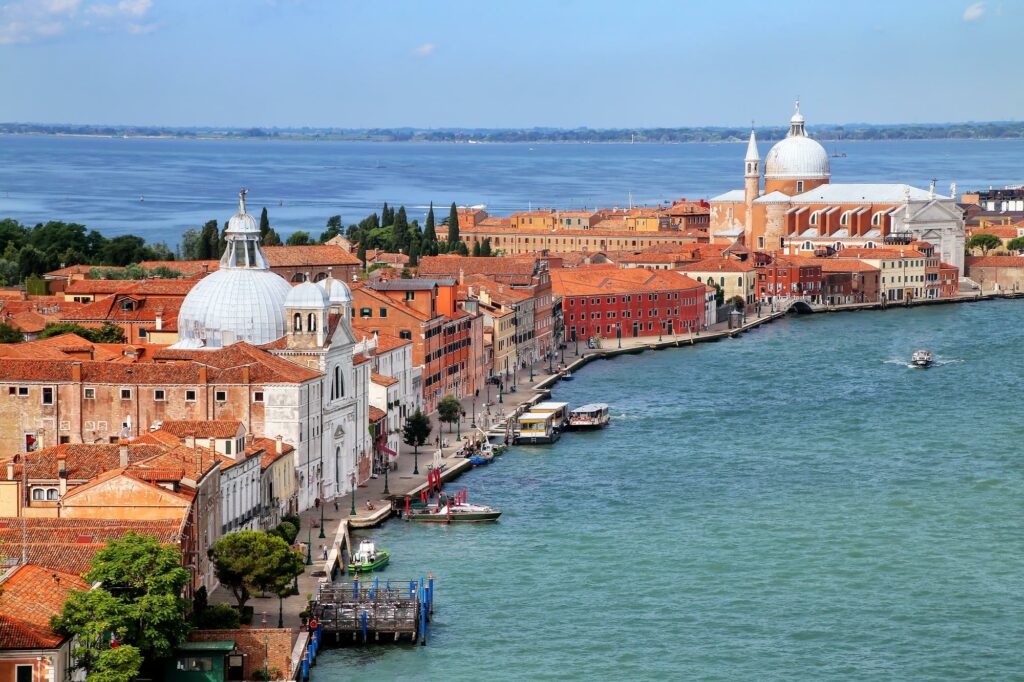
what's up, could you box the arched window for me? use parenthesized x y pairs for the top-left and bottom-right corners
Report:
(31, 488), (44, 501)
(865, 241), (876, 249)
(293, 313), (302, 332)
(291, 273), (305, 283)
(833, 242), (844, 251)
(308, 313), (317, 332)
(737, 276), (743, 287)
(47, 488), (58, 500)
(871, 211), (884, 226)
(810, 210), (821, 226)
(840, 211), (852, 226)
(801, 241), (813, 251)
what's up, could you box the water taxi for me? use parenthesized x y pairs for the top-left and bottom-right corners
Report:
(530, 401), (570, 430)
(347, 540), (390, 573)
(567, 403), (611, 429)
(911, 349), (933, 368)
(515, 411), (561, 444)
(407, 502), (502, 523)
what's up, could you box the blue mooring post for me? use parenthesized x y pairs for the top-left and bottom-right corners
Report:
(353, 574), (359, 601)
(408, 580), (416, 599)
(428, 574), (434, 617)
(361, 610), (368, 643)
(419, 579), (428, 646)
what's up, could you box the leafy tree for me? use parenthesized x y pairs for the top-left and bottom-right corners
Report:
(1006, 236), (1024, 253)
(453, 240), (470, 256)
(402, 409), (431, 453)
(39, 322), (125, 344)
(424, 203), (437, 243)
(90, 646), (144, 682)
(17, 244), (46, 279)
(259, 207), (270, 238)
(968, 233), (1002, 255)
(258, 208), (283, 246)
(710, 281), (724, 306)
(195, 603), (241, 629)
(731, 295), (745, 312)
(178, 228), (204, 260)
(357, 243), (367, 269)
(447, 202), (460, 243)
(321, 215), (344, 243)
(209, 531), (304, 611)
(0, 257), (19, 285)
(102, 235), (150, 266)
(286, 231), (313, 246)
(52, 532), (190, 674)
(437, 394), (462, 433)
(0, 322), (23, 343)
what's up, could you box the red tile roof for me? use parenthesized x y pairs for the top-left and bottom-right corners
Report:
(417, 255), (541, 282)
(677, 257), (755, 273)
(371, 371), (399, 387)
(817, 259), (881, 273)
(159, 420), (244, 439)
(263, 245), (361, 267)
(0, 564), (89, 649)
(551, 268), (704, 296)
(965, 255), (1024, 267)
(368, 406), (387, 422)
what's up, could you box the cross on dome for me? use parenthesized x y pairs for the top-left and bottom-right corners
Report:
(239, 187), (248, 214)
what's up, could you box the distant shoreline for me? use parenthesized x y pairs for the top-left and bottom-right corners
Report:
(3, 121), (1024, 145)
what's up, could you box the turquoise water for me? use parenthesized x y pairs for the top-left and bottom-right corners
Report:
(320, 301), (1023, 681)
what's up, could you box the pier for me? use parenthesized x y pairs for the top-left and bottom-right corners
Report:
(311, 575), (435, 645)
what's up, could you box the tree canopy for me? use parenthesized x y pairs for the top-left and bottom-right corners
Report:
(968, 233), (1003, 255)
(437, 395), (462, 432)
(209, 531), (305, 610)
(39, 322), (125, 344)
(403, 409), (431, 453)
(1005, 236), (1024, 253)
(0, 322), (24, 343)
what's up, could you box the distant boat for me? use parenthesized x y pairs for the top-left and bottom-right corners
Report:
(911, 349), (933, 368)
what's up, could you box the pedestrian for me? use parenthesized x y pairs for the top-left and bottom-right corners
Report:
(314, 497), (320, 509)
(333, 498), (339, 512)
(321, 544), (327, 561)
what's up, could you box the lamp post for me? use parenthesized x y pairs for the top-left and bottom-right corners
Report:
(382, 452), (390, 495)
(529, 360), (534, 383)
(457, 409), (462, 440)
(349, 472), (356, 516)
(278, 594), (284, 628)
(498, 380), (503, 404)
(617, 323), (622, 349)
(305, 523), (312, 565)
(413, 446), (419, 475)
(471, 398), (477, 428)
(318, 484), (326, 539)
(658, 321), (663, 342)
(573, 329), (579, 356)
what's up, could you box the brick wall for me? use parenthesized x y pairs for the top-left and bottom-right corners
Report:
(190, 628), (292, 681)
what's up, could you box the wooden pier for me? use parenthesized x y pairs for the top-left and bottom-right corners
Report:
(311, 575), (435, 645)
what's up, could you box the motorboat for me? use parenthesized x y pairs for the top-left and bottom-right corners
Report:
(407, 502), (502, 523)
(347, 540), (390, 573)
(568, 403), (611, 429)
(911, 349), (933, 368)
(515, 411), (561, 444)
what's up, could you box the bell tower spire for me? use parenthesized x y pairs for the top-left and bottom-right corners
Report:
(744, 127), (760, 239)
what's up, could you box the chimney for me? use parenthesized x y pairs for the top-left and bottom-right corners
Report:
(459, 268), (465, 285)
(245, 432), (254, 448)
(119, 445), (129, 467)
(208, 437), (216, 452)
(71, 361), (82, 384)
(6, 461), (13, 481)
(929, 179), (936, 199)
(199, 366), (208, 384)
(950, 182), (957, 200)
(275, 435), (283, 454)
(57, 457), (67, 496)
(155, 309), (163, 331)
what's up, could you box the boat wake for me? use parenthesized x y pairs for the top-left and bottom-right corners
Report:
(882, 357), (963, 369)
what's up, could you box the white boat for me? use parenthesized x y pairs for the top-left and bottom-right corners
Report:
(515, 411), (561, 444)
(911, 349), (933, 368)
(531, 401), (569, 430)
(568, 403), (611, 429)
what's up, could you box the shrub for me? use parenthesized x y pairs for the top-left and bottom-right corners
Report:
(196, 603), (241, 629)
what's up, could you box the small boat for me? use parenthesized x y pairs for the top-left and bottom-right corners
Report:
(347, 540), (390, 573)
(911, 349), (933, 368)
(515, 411), (561, 444)
(407, 502), (502, 523)
(560, 370), (574, 381)
(568, 403), (611, 429)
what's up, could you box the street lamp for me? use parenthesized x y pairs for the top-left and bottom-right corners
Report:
(573, 329), (579, 356)
(617, 323), (622, 349)
(349, 472), (357, 516)
(457, 409), (462, 440)
(305, 522), (313, 565)
(413, 446), (420, 475)
(498, 380), (503, 404)
(318, 485), (326, 539)
(278, 594), (284, 628)
(471, 398), (477, 428)
(382, 452), (390, 495)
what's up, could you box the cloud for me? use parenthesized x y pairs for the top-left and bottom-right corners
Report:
(412, 43), (436, 57)
(962, 2), (985, 21)
(0, 0), (153, 44)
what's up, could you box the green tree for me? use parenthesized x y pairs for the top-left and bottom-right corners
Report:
(209, 531), (304, 611)
(101, 235), (149, 266)
(402, 409), (431, 453)
(447, 202), (460, 243)
(199, 220), (220, 260)
(481, 238), (492, 257)
(259, 207), (271, 240)
(453, 240), (469, 256)
(39, 322), (125, 344)
(0, 322), (23, 343)
(711, 281), (724, 306)
(286, 231), (313, 246)
(357, 243), (367, 270)
(321, 215), (344, 243)
(472, 240), (482, 257)
(17, 244), (46, 279)
(731, 295), (745, 312)
(424, 203), (437, 243)
(178, 228), (204, 260)
(52, 532), (190, 675)
(381, 202), (392, 226)
(408, 238), (420, 267)
(968, 233), (1003, 255)
(90, 646), (144, 682)
(436, 394), (462, 433)
(1006, 236), (1024, 253)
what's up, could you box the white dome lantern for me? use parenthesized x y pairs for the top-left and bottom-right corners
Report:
(317, 278), (352, 306)
(171, 189), (292, 349)
(286, 281), (330, 309)
(764, 100), (830, 181)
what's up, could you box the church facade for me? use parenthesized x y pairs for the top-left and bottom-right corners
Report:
(710, 103), (966, 273)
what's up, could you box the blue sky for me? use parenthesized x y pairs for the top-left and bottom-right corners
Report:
(0, 0), (1018, 128)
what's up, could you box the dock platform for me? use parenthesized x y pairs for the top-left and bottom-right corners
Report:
(312, 575), (435, 645)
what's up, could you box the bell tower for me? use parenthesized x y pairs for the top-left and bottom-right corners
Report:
(744, 128), (760, 244)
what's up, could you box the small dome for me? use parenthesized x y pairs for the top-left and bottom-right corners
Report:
(317, 278), (352, 305)
(286, 281), (329, 309)
(174, 269), (293, 348)
(227, 211), (259, 235)
(765, 136), (830, 180)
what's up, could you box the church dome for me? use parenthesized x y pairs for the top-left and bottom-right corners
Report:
(172, 189), (292, 349)
(764, 101), (830, 181)
(317, 278), (352, 305)
(286, 281), (329, 309)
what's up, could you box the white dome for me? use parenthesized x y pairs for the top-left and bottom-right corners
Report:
(175, 269), (292, 348)
(764, 100), (830, 181)
(317, 278), (352, 305)
(764, 136), (830, 179)
(286, 281), (329, 308)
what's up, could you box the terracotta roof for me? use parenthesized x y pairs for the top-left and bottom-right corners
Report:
(247, 436), (293, 471)
(833, 248), (925, 260)
(368, 406), (387, 422)
(551, 268), (704, 297)
(263, 245), (361, 267)
(0, 518), (183, 576)
(371, 332), (411, 353)
(678, 257), (755, 273)
(45, 264), (96, 278)
(159, 420), (244, 439)
(1, 443), (172, 481)
(352, 353), (371, 365)
(965, 255), (1024, 268)
(137, 260), (218, 276)
(970, 226), (1020, 239)
(371, 371), (399, 387)
(817, 259), (881, 273)
(0, 564), (89, 649)
(417, 256), (542, 282)
(64, 279), (197, 297)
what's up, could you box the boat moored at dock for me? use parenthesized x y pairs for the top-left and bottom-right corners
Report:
(567, 403), (611, 429)
(347, 540), (391, 573)
(531, 401), (570, 430)
(515, 410), (561, 444)
(407, 502), (502, 523)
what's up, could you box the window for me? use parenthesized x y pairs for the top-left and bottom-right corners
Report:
(42, 387), (53, 405)
(47, 488), (58, 501)
(308, 313), (317, 332)
(809, 211), (820, 226)
(120, 388), (132, 400)
(215, 390), (227, 402)
(796, 181), (805, 192)
(176, 658), (214, 672)
(359, 307), (372, 318)
(16, 666), (33, 682)
(185, 389), (197, 402)
(84, 387), (96, 400)
(399, 330), (412, 340)
(16, 386), (28, 397)
(404, 291), (415, 301)
(138, 328), (147, 338)
(225, 439), (232, 455)
(293, 313), (302, 332)
(379, 307), (388, 318)
(840, 211), (852, 226)
(31, 488), (44, 501)
(154, 389), (166, 401)
(871, 211), (884, 226)
(253, 391), (264, 403)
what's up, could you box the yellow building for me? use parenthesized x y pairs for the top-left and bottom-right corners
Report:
(677, 257), (758, 304)
(834, 248), (928, 302)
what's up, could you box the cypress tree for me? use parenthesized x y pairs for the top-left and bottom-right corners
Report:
(259, 207), (270, 239)
(357, 243), (367, 270)
(424, 203), (437, 243)
(448, 202), (460, 243)
(472, 240), (481, 257)
(381, 202), (391, 226)
(198, 220), (218, 260)
(482, 238), (492, 257)
(408, 238), (420, 267)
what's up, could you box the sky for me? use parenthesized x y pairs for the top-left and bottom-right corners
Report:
(0, 0), (1020, 129)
